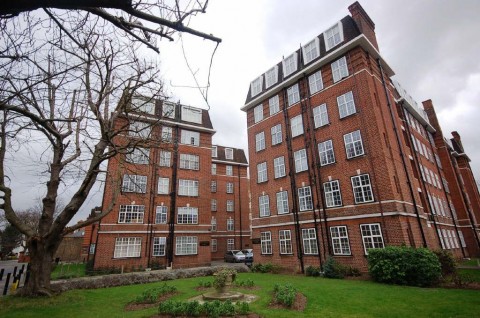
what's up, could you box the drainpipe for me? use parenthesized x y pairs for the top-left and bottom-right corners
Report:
(146, 144), (159, 268)
(167, 125), (179, 268)
(237, 164), (244, 248)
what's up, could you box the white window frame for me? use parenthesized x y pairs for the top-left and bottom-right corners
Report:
(175, 236), (197, 255)
(257, 162), (268, 183)
(261, 231), (272, 254)
(211, 163), (217, 175)
(180, 129), (200, 146)
(177, 207), (198, 224)
(308, 70), (323, 94)
(211, 199), (217, 212)
(302, 37), (320, 64)
(122, 174), (147, 193)
(131, 97), (155, 114)
(271, 124), (283, 146)
(279, 230), (293, 254)
(181, 106), (202, 124)
(324, 180), (342, 207)
(250, 76), (263, 97)
(226, 182), (234, 194)
(323, 21), (344, 51)
(155, 206), (167, 224)
(298, 186), (313, 211)
(159, 150), (171, 167)
(302, 228), (319, 255)
(290, 114), (304, 137)
(276, 191), (289, 215)
(211, 239), (217, 252)
(265, 66), (278, 89)
(274, 156), (286, 179)
(256, 131), (266, 152)
(210, 180), (217, 193)
(118, 205), (145, 224)
(313, 103), (329, 128)
(360, 223), (385, 254)
(227, 200), (234, 212)
(287, 84), (300, 106)
(337, 91), (356, 118)
(294, 149), (308, 173)
(114, 237), (141, 258)
(254, 104), (263, 123)
(331, 56), (349, 83)
(259, 194), (270, 217)
(227, 218), (234, 231)
(282, 52), (298, 77)
(212, 146), (218, 157)
(226, 165), (233, 176)
(211, 217), (217, 231)
(162, 126), (173, 143)
(225, 148), (234, 160)
(344, 130), (364, 158)
(178, 179), (199, 196)
(179, 153), (200, 170)
(162, 102), (175, 118)
(351, 174), (374, 204)
(157, 177), (170, 194)
(227, 238), (235, 251)
(330, 226), (351, 255)
(152, 237), (166, 256)
(269, 95), (280, 115)
(318, 139), (335, 166)
(129, 120), (151, 139)
(126, 147), (149, 165)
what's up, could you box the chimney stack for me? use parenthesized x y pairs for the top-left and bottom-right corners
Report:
(348, 2), (379, 50)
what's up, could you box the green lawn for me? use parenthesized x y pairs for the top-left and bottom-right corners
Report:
(2, 273), (480, 318)
(459, 258), (480, 267)
(51, 263), (86, 280)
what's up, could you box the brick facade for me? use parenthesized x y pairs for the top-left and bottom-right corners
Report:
(93, 101), (250, 271)
(242, 1), (473, 273)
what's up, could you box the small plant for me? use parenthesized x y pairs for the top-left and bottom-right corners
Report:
(198, 280), (213, 288)
(273, 283), (297, 307)
(344, 265), (361, 277)
(213, 268), (237, 292)
(323, 257), (345, 279)
(433, 249), (457, 277)
(251, 262), (283, 273)
(134, 283), (177, 304)
(235, 302), (250, 315)
(158, 299), (249, 317)
(234, 278), (255, 288)
(305, 265), (322, 277)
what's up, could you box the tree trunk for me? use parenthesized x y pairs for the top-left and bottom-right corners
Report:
(19, 237), (59, 296)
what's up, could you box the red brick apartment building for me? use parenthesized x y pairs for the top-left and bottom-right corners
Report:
(242, 1), (480, 272)
(93, 101), (250, 271)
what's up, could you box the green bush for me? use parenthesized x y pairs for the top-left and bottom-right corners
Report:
(344, 265), (361, 277)
(273, 283), (297, 307)
(251, 263), (282, 273)
(368, 246), (441, 287)
(158, 299), (249, 317)
(198, 280), (213, 288)
(305, 265), (322, 277)
(433, 249), (457, 277)
(234, 278), (255, 287)
(134, 283), (177, 304)
(323, 257), (345, 279)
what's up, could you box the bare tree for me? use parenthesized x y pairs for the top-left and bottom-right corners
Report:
(0, 7), (188, 295)
(0, 0), (221, 52)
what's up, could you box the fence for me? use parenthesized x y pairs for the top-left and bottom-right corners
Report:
(0, 264), (29, 296)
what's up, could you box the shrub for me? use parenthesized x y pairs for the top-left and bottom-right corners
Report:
(305, 265), (322, 277)
(234, 278), (255, 287)
(134, 283), (177, 303)
(344, 265), (361, 277)
(235, 302), (250, 315)
(158, 299), (249, 317)
(213, 268), (237, 291)
(251, 263), (283, 274)
(323, 257), (345, 279)
(198, 280), (213, 288)
(433, 249), (457, 277)
(368, 246), (441, 287)
(273, 283), (297, 307)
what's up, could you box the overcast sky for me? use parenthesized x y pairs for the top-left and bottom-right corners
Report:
(7, 1), (480, 224)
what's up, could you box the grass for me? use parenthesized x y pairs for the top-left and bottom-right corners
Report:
(459, 258), (480, 267)
(2, 272), (480, 317)
(51, 263), (86, 280)
(458, 268), (480, 283)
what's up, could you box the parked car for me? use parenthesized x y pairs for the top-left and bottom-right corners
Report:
(224, 250), (245, 263)
(242, 249), (253, 264)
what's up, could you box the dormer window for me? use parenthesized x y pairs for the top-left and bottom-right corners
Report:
(250, 75), (263, 97)
(162, 102), (175, 119)
(302, 38), (320, 64)
(225, 148), (234, 160)
(212, 146), (217, 157)
(324, 21), (344, 51)
(265, 66), (278, 89)
(131, 97), (155, 114)
(282, 53), (298, 78)
(181, 106), (202, 124)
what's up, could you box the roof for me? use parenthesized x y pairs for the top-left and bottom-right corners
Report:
(212, 145), (248, 165)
